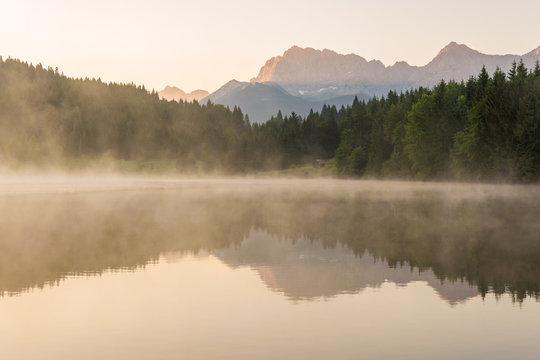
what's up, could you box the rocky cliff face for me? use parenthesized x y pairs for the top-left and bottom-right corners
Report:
(252, 46), (386, 84)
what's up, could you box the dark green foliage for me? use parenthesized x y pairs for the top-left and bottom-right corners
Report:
(453, 63), (540, 181)
(405, 81), (467, 179)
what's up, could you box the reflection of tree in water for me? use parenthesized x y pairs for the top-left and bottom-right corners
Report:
(0, 187), (538, 301)
(255, 194), (540, 302)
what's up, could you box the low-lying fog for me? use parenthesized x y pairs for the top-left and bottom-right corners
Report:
(0, 174), (537, 200)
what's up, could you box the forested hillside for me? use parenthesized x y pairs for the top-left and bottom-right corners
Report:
(0, 56), (538, 181)
(0, 57), (254, 172)
(256, 61), (540, 182)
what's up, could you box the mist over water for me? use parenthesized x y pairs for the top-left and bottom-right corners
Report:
(1, 176), (539, 359)
(1, 176), (539, 297)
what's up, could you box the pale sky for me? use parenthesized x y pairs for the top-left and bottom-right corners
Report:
(1, 0), (539, 93)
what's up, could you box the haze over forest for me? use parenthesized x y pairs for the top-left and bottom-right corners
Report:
(0, 50), (538, 181)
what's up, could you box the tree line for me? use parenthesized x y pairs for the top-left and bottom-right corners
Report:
(0, 56), (538, 181)
(256, 61), (540, 182)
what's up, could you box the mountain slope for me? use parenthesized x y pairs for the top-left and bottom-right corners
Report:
(202, 80), (316, 123)
(419, 42), (532, 85)
(158, 86), (209, 102)
(201, 80), (369, 123)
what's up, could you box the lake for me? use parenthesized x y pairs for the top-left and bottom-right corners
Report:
(0, 177), (539, 360)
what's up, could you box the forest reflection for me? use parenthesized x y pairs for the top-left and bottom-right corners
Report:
(0, 181), (538, 302)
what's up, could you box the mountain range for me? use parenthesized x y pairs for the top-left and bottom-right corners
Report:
(168, 42), (540, 123)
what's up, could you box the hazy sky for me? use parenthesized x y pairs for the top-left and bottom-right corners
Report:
(1, 0), (539, 92)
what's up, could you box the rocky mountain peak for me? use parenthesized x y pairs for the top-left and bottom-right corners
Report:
(252, 46), (375, 84)
(391, 60), (411, 67)
(436, 41), (480, 57)
(163, 85), (185, 93)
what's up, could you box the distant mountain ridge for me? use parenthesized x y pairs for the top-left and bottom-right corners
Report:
(202, 42), (540, 123)
(251, 42), (540, 99)
(158, 86), (209, 102)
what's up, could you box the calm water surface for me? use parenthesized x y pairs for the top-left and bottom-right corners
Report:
(0, 178), (539, 360)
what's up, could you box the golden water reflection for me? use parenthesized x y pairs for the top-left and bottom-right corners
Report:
(1, 179), (540, 359)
